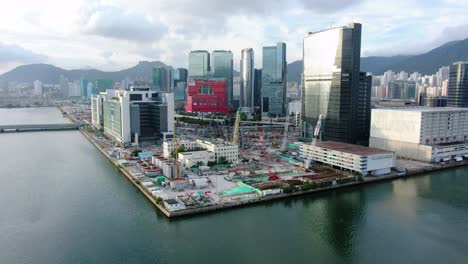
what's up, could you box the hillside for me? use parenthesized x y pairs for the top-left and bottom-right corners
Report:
(0, 61), (166, 83)
(287, 37), (468, 81)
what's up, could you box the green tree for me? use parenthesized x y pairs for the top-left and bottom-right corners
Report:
(240, 112), (248, 121)
(132, 149), (142, 157)
(218, 156), (229, 164)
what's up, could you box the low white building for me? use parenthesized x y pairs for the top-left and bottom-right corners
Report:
(152, 155), (176, 179)
(196, 139), (239, 163)
(300, 141), (395, 176)
(370, 107), (468, 162)
(163, 199), (185, 211)
(163, 140), (199, 159)
(163, 139), (239, 164)
(178, 151), (215, 168)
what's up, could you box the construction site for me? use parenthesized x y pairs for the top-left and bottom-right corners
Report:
(97, 110), (367, 216)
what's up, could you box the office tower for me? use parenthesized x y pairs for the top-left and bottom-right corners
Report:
(254, 69), (262, 111)
(188, 50), (210, 78)
(173, 68), (188, 101)
(302, 23), (369, 145)
(80, 79), (89, 98)
(240, 48), (255, 113)
(212, 50), (233, 106)
(153, 66), (173, 92)
(93, 87), (174, 146)
(447, 62), (468, 107)
(262, 42), (287, 117)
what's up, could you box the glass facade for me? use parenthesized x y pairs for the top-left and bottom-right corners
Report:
(302, 23), (369, 145)
(240, 48), (255, 113)
(152, 67), (173, 92)
(103, 99), (122, 140)
(212, 51), (233, 106)
(447, 62), (468, 107)
(261, 43), (287, 116)
(188, 51), (210, 78)
(254, 69), (262, 110)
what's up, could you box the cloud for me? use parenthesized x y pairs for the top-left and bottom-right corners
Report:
(0, 42), (47, 63)
(299, 0), (363, 12)
(80, 5), (167, 42)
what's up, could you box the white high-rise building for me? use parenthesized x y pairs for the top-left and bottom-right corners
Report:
(92, 87), (174, 146)
(33, 80), (42, 96)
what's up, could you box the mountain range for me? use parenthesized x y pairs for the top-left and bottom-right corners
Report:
(1, 38), (468, 84)
(286, 37), (468, 83)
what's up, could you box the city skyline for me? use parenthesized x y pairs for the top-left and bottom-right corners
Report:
(1, 0), (468, 74)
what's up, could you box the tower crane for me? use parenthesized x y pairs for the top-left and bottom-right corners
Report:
(232, 110), (241, 145)
(280, 105), (290, 153)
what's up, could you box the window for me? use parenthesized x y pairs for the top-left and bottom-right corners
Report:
(198, 85), (214, 95)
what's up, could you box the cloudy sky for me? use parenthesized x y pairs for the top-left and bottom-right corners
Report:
(0, 0), (467, 74)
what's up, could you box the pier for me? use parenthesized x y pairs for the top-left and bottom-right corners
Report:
(0, 123), (81, 133)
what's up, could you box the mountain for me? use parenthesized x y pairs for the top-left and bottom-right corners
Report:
(360, 55), (412, 74)
(0, 61), (166, 83)
(286, 38), (468, 82)
(383, 38), (468, 74)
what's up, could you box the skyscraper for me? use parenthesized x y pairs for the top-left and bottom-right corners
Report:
(254, 69), (262, 111)
(302, 23), (369, 145)
(188, 50), (210, 78)
(240, 48), (255, 113)
(447, 62), (468, 107)
(60, 75), (69, 98)
(261, 42), (287, 117)
(153, 66), (173, 92)
(173, 68), (188, 101)
(212, 50), (233, 106)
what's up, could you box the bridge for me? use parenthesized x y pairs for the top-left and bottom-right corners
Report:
(0, 123), (82, 133)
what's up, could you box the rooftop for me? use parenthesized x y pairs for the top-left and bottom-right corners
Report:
(164, 199), (179, 205)
(309, 141), (393, 156)
(373, 107), (468, 113)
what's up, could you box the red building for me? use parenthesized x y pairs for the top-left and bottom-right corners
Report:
(185, 79), (230, 114)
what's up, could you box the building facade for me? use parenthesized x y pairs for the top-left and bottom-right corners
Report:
(262, 42), (287, 117)
(153, 66), (173, 92)
(92, 88), (174, 146)
(447, 62), (468, 107)
(302, 23), (369, 145)
(240, 48), (255, 113)
(173, 68), (188, 101)
(300, 141), (395, 176)
(188, 50), (210, 78)
(370, 107), (468, 162)
(185, 79), (230, 114)
(254, 69), (262, 112)
(212, 50), (233, 106)
(163, 139), (238, 164)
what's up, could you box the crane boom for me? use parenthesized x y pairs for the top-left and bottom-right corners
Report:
(232, 110), (241, 145)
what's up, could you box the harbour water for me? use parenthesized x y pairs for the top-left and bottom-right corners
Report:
(1, 107), (468, 264)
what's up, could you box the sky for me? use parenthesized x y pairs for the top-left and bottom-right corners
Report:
(0, 0), (467, 74)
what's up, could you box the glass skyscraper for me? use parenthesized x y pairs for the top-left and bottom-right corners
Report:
(302, 23), (370, 145)
(261, 42), (287, 117)
(447, 62), (468, 107)
(212, 50), (233, 106)
(240, 48), (255, 113)
(152, 66), (173, 92)
(173, 68), (188, 101)
(188, 50), (210, 78)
